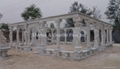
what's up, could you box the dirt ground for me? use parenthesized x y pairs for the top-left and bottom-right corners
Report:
(0, 44), (120, 69)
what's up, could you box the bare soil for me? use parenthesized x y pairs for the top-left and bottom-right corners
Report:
(0, 44), (120, 69)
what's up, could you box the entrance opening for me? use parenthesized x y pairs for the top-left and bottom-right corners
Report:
(90, 30), (94, 42)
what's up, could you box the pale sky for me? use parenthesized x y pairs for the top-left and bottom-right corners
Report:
(0, 0), (109, 23)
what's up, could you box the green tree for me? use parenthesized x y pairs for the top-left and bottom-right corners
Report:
(105, 0), (120, 30)
(67, 1), (101, 28)
(105, 0), (120, 43)
(0, 23), (9, 30)
(69, 1), (80, 13)
(21, 4), (42, 21)
(91, 7), (101, 19)
(105, 0), (118, 22)
(69, 1), (92, 15)
(0, 23), (9, 42)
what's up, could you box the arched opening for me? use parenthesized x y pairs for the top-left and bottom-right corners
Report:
(80, 31), (85, 42)
(13, 31), (17, 42)
(90, 30), (94, 42)
(46, 28), (52, 43)
(105, 30), (107, 44)
(19, 29), (22, 42)
(36, 32), (39, 40)
(81, 19), (86, 26)
(66, 29), (73, 42)
(108, 30), (110, 42)
(99, 30), (102, 43)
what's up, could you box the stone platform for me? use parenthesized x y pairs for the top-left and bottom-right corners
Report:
(0, 45), (11, 57)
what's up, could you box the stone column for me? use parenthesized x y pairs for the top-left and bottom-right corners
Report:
(56, 19), (61, 50)
(24, 24), (28, 45)
(9, 26), (13, 47)
(41, 28), (47, 46)
(27, 28), (31, 45)
(107, 29), (109, 45)
(86, 27), (91, 48)
(73, 28), (80, 51)
(16, 27), (20, 45)
(109, 29), (113, 45)
(64, 29), (67, 44)
(73, 16), (81, 51)
(94, 29), (99, 48)
(51, 29), (54, 44)
(22, 29), (24, 43)
(31, 28), (36, 46)
(101, 29), (105, 49)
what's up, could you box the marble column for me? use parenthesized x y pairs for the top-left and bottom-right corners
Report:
(27, 28), (31, 45)
(24, 24), (28, 45)
(41, 28), (47, 46)
(109, 29), (113, 45)
(86, 27), (91, 48)
(51, 29), (54, 44)
(9, 26), (13, 47)
(16, 28), (20, 44)
(32, 28), (37, 45)
(73, 16), (81, 51)
(101, 29), (105, 48)
(107, 29), (109, 45)
(94, 29), (99, 48)
(22, 29), (24, 43)
(64, 29), (67, 44)
(56, 19), (61, 50)
(73, 28), (80, 51)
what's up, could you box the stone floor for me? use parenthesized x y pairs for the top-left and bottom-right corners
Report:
(0, 44), (120, 69)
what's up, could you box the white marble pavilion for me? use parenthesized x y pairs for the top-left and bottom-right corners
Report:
(8, 12), (113, 60)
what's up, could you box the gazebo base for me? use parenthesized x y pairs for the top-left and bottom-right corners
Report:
(0, 46), (11, 57)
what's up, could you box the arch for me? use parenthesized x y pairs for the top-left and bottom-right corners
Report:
(105, 30), (107, 44)
(90, 30), (94, 42)
(99, 30), (102, 43)
(19, 28), (23, 42)
(13, 30), (17, 42)
(50, 23), (55, 29)
(36, 32), (39, 40)
(46, 28), (52, 43)
(81, 19), (86, 26)
(80, 31), (85, 42)
(66, 29), (73, 42)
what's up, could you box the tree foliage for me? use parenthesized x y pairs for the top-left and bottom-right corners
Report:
(21, 4), (42, 21)
(66, 1), (101, 28)
(0, 23), (9, 30)
(91, 7), (101, 19)
(0, 23), (9, 42)
(69, 1), (101, 18)
(105, 0), (120, 29)
(69, 1), (92, 16)
(105, 0), (120, 43)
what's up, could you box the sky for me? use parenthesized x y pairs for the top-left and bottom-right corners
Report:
(0, 0), (109, 23)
